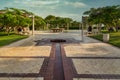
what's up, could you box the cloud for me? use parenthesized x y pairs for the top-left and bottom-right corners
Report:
(14, 0), (60, 5)
(31, 0), (60, 5)
(12, 0), (84, 21)
(73, 2), (87, 7)
(37, 11), (81, 21)
(64, 1), (87, 8)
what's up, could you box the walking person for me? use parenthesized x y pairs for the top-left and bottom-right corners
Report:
(88, 26), (92, 34)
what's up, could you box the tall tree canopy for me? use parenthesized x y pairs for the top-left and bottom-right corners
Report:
(83, 5), (120, 31)
(0, 8), (46, 34)
(45, 15), (74, 29)
(0, 7), (80, 35)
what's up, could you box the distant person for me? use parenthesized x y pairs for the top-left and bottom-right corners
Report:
(118, 26), (120, 30)
(18, 28), (22, 32)
(88, 26), (92, 34)
(116, 26), (120, 31)
(17, 28), (22, 34)
(108, 27), (114, 32)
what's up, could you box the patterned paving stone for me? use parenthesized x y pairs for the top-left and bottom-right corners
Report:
(0, 58), (44, 73)
(9, 77), (43, 80)
(0, 78), (9, 80)
(72, 59), (120, 74)
(73, 78), (119, 80)
(0, 46), (51, 57)
(0, 31), (120, 80)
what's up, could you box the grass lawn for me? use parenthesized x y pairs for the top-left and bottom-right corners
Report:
(0, 32), (28, 47)
(89, 31), (120, 48)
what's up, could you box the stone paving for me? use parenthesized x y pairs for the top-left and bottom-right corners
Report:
(0, 34), (51, 80)
(0, 77), (43, 80)
(64, 33), (120, 80)
(0, 58), (44, 73)
(0, 30), (120, 80)
(73, 75), (120, 80)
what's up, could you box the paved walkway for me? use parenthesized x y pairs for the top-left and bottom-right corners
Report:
(64, 37), (120, 80)
(0, 30), (120, 80)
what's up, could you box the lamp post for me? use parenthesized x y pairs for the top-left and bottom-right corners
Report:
(67, 23), (69, 30)
(79, 22), (84, 42)
(29, 15), (35, 36)
(81, 16), (84, 42)
(46, 23), (50, 30)
(81, 23), (84, 42)
(32, 15), (34, 36)
(67, 21), (73, 31)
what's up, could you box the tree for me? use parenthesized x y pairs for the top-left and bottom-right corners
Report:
(45, 15), (73, 29)
(0, 8), (33, 35)
(62, 18), (72, 30)
(70, 21), (81, 30)
(83, 5), (120, 32)
(34, 16), (46, 30)
(2, 13), (17, 35)
(45, 15), (56, 29)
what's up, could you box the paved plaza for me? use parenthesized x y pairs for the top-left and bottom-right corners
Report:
(0, 30), (120, 80)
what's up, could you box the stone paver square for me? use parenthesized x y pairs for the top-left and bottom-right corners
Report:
(73, 78), (119, 80)
(0, 58), (44, 73)
(72, 59), (120, 74)
(0, 77), (44, 80)
(9, 77), (43, 80)
(64, 45), (110, 57)
(0, 46), (51, 57)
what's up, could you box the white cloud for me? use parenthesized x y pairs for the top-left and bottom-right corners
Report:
(37, 11), (81, 21)
(73, 2), (86, 7)
(31, 0), (60, 5)
(12, 0), (84, 21)
(64, 1), (87, 8)
(14, 0), (60, 5)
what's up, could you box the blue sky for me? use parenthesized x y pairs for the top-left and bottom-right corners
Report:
(0, 0), (120, 21)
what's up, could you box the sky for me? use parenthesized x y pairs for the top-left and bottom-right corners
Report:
(0, 0), (120, 21)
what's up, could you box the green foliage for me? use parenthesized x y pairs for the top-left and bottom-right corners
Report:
(0, 7), (47, 33)
(0, 7), (80, 33)
(83, 5), (120, 32)
(44, 15), (78, 29)
(0, 8), (33, 35)
(69, 27), (79, 30)
(34, 16), (46, 30)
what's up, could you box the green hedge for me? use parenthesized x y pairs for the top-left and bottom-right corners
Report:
(69, 26), (79, 30)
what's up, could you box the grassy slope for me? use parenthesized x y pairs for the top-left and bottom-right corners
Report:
(90, 31), (120, 48)
(0, 32), (28, 46)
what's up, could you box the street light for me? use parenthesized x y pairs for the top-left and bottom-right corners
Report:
(81, 16), (86, 42)
(46, 23), (50, 30)
(31, 15), (35, 36)
(67, 21), (73, 31)
(67, 23), (69, 30)
(79, 22), (84, 42)
(81, 23), (84, 42)
(29, 15), (35, 36)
